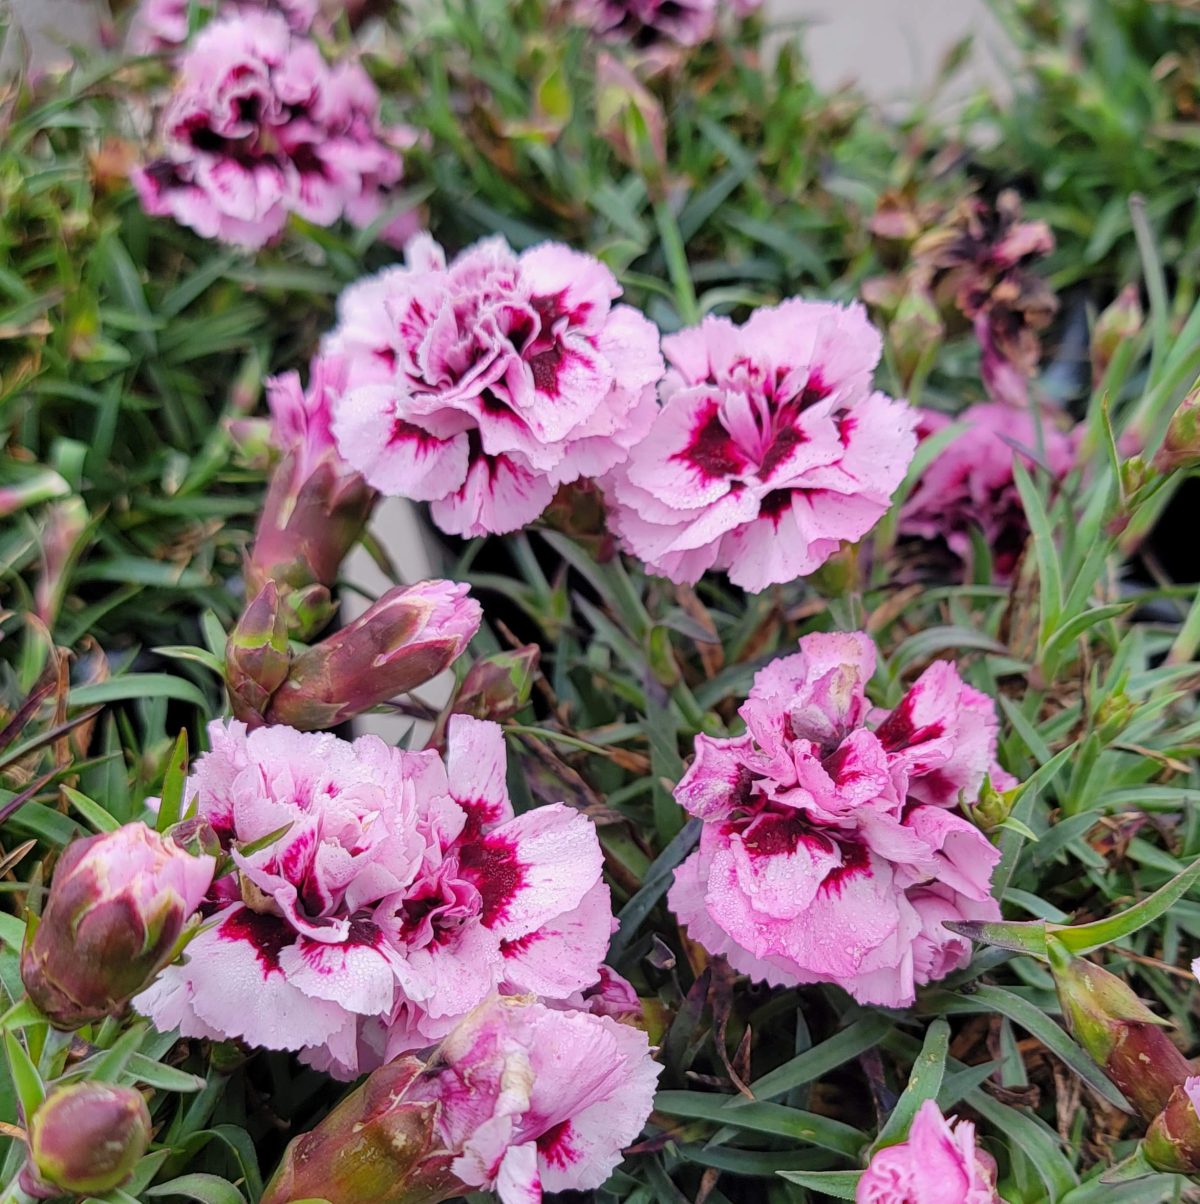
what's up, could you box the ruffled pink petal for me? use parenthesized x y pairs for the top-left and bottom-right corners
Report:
(275, 923), (398, 1016)
(332, 383), (469, 500)
(430, 453), (557, 538)
(499, 880), (615, 998)
(462, 803), (604, 941)
(446, 715), (514, 833)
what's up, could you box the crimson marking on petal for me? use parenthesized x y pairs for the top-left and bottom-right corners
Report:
(759, 424), (808, 479)
(390, 417), (440, 448)
(916, 768), (957, 800)
(837, 412), (857, 446)
(821, 842), (871, 895)
(673, 403), (747, 481)
(823, 743), (872, 789)
(742, 813), (833, 859)
(538, 1120), (579, 1170)
(499, 930), (538, 956)
(298, 919), (382, 972)
(220, 909), (294, 978)
(799, 375), (830, 408)
(346, 917), (383, 947)
(759, 489), (793, 521)
(280, 829), (316, 883)
(874, 695), (945, 753)
(458, 797), (504, 842)
(459, 835), (525, 928)
(533, 289), (591, 330)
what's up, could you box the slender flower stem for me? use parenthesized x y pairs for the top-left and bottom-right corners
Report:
(1166, 584), (1200, 666)
(653, 199), (699, 326)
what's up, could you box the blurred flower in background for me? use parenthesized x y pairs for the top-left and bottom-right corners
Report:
(133, 10), (418, 247)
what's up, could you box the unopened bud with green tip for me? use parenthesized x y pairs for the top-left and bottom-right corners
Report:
(972, 775), (1017, 833)
(164, 817), (222, 860)
(808, 542), (860, 600)
(21, 823), (215, 1029)
(256, 580), (482, 731)
(1091, 284), (1143, 387)
(596, 52), (666, 193)
(889, 288), (945, 392)
(1153, 388), (1200, 476)
(225, 580), (291, 723)
(1144, 1077), (1200, 1174)
(25, 1083), (151, 1197)
(1051, 943), (1190, 1121)
(1095, 688), (1135, 743)
(452, 646), (539, 723)
(246, 358), (377, 641)
(261, 1057), (458, 1204)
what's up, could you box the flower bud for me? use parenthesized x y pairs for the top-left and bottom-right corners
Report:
(1091, 285), (1143, 386)
(889, 289), (944, 391)
(225, 415), (276, 471)
(261, 581), (482, 730)
(1052, 950), (1190, 1121)
(261, 1057), (458, 1204)
(164, 818), (223, 860)
(807, 541), (859, 600)
(1153, 388), (1200, 475)
(245, 358), (377, 640)
(451, 646), (539, 723)
(27, 1083), (151, 1196)
(972, 776), (1017, 833)
(1144, 1078), (1200, 1174)
(21, 824), (215, 1029)
(225, 581), (291, 723)
(1095, 689), (1135, 743)
(596, 53), (667, 192)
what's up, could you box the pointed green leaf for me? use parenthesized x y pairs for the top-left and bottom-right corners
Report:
(870, 1019), (950, 1153)
(942, 918), (1049, 959)
(653, 1091), (864, 1156)
(776, 1169), (862, 1198)
(145, 1174), (247, 1204)
(747, 1014), (893, 1102)
(4, 1031), (43, 1117)
(61, 786), (120, 834)
(157, 729), (190, 832)
(1052, 853), (1200, 954)
(91, 1024), (148, 1084)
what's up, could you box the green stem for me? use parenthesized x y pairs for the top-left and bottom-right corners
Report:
(653, 199), (699, 326)
(1166, 583), (1200, 667)
(1130, 194), (1169, 388)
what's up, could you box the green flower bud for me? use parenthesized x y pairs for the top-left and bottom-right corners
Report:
(1052, 951), (1190, 1122)
(226, 580), (291, 725)
(1154, 389), (1200, 476)
(261, 1058), (457, 1204)
(452, 646), (540, 723)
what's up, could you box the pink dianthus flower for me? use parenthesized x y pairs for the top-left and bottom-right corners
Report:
(403, 994), (661, 1203)
(576, 0), (718, 46)
(899, 402), (1078, 579)
(607, 300), (917, 592)
(135, 715), (614, 1076)
(127, 0), (320, 54)
(133, 11), (418, 249)
(857, 1099), (1000, 1203)
(667, 631), (1004, 1007)
(327, 234), (664, 537)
